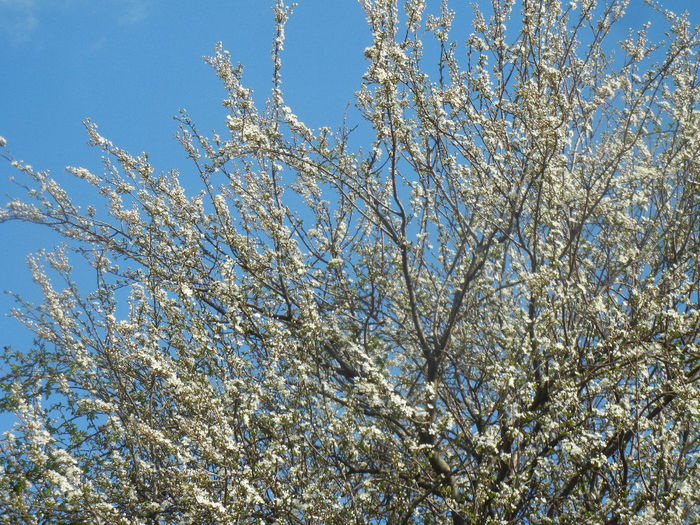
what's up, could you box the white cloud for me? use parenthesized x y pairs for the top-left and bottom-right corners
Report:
(0, 0), (36, 7)
(0, 0), (38, 44)
(0, 0), (149, 44)
(117, 0), (148, 25)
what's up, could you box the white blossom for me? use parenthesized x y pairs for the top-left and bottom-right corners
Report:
(0, 1), (698, 523)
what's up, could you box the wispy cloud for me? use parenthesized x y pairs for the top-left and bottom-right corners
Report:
(117, 0), (148, 25)
(0, 0), (38, 44)
(0, 0), (149, 44)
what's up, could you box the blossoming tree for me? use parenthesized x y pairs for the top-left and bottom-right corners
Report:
(1, 0), (699, 522)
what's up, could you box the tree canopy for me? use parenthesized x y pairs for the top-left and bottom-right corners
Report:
(1, 0), (699, 523)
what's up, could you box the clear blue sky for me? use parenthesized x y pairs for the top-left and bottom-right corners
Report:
(0, 0), (370, 433)
(0, 0), (696, 433)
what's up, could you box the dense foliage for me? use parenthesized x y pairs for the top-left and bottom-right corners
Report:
(1, 0), (699, 523)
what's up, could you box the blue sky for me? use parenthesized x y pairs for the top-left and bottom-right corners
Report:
(0, 2), (369, 331)
(0, 0), (697, 433)
(0, 0), (370, 432)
